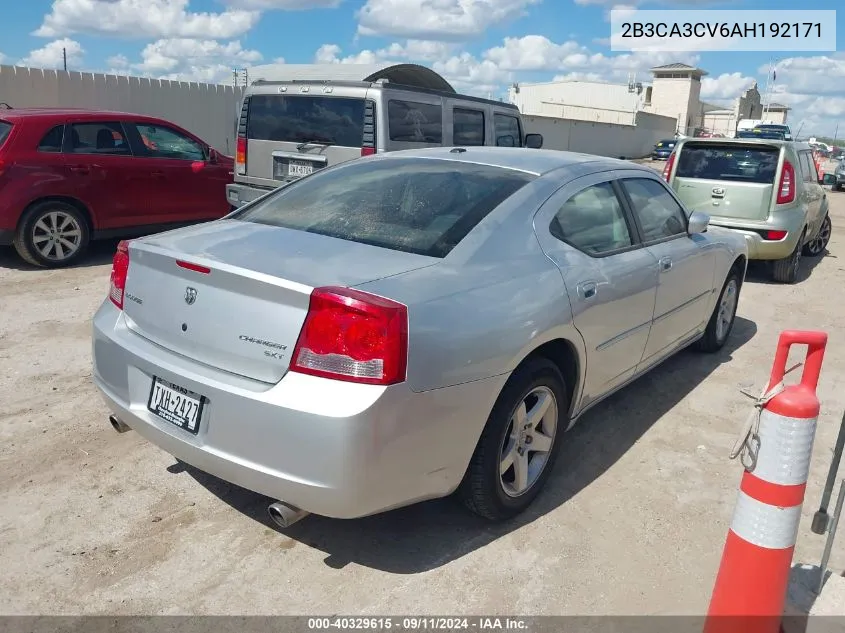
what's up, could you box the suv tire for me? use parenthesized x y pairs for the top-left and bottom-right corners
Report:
(771, 233), (804, 284)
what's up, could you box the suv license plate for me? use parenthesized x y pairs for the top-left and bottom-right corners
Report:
(288, 162), (314, 177)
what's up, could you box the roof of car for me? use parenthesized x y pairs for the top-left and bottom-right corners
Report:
(373, 146), (650, 176)
(0, 108), (166, 122)
(677, 137), (810, 149)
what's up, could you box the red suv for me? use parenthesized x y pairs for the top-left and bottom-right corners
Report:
(0, 108), (234, 267)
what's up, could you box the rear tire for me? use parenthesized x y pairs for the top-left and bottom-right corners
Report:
(13, 201), (90, 268)
(694, 270), (741, 353)
(459, 358), (568, 521)
(803, 214), (831, 257)
(771, 234), (804, 284)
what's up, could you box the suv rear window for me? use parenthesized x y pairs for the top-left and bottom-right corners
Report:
(248, 95), (365, 148)
(0, 121), (12, 148)
(676, 143), (780, 184)
(234, 157), (535, 258)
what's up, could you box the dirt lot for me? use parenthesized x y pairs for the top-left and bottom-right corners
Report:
(1, 194), (844, 616)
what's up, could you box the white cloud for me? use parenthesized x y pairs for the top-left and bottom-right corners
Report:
(132, 38), (262, 84)
(35, 0), (259, 39)
(314, 39), (458, 65)
(20, 38), (84, 69)
(357, 0), (541, 40)
(0, 52), (6, 65)
(222, 0), (340, 6)
(701, 72), (756, 101)
(106, 54), (130, 68)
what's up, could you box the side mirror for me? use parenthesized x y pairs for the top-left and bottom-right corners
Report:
(525, 133), (543, 149)
(821, 173), (836, 186)
(688, 210), (710, 235)
(207, 147), (219, 164)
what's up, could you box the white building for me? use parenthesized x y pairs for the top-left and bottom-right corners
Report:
(508, 79), (647, 125)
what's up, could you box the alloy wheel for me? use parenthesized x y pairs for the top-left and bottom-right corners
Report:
(715, 279), (738, 343)
(31, 211), (83, 262)
(499, 386), (558, 497)
(805, 216), (832, 256)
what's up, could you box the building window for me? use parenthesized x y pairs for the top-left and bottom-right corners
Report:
(644, 87), (652, 105)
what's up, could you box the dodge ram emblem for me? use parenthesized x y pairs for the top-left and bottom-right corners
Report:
(184, 287), (198, 305)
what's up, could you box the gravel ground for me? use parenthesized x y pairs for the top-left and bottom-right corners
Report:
(1, 193), (844, 616)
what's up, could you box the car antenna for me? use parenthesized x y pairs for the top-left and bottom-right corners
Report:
(0, 103), (12, 109)
(450, 147), (467, 153)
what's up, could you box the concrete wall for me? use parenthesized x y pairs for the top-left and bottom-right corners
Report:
(0, 65), (244, 154)
(509, 80), (646, 125)
(522, 110), (677, 160)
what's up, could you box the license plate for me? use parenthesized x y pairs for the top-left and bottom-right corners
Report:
(288, 161), (314, 177)
(147, 377), (204, 434)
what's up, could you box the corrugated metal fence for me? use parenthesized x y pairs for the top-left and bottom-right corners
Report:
(0, 65), (244, 155)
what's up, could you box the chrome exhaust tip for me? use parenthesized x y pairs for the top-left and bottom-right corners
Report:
(109, 415), (131, 433)
(267, 501), (310, 529)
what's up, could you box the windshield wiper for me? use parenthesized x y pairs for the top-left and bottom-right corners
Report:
(296, 138), (333, 150)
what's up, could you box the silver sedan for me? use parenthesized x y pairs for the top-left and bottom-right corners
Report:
(92, 147), (748, 525)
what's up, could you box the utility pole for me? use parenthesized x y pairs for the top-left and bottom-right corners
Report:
(834, 122), (839, 146)
(62, 47), (67, 71)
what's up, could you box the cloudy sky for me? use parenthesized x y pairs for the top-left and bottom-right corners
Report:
(1, 0), (843, 136)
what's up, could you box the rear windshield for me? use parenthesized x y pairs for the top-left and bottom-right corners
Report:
(0, 121), (12, 148)
(676, 143), (780, 184)
(248, 95), (365, 147)
(233, 157), (535, 258)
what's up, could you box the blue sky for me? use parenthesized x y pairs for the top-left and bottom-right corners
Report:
(1, 0), (843, 135)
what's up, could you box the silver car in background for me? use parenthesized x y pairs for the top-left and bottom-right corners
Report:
(92, 147), (748, 525)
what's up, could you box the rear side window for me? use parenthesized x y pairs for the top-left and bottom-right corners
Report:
(550, 182), (633, 255)
(38, 125), (64, 153)
(494, 114), (521, 147)
(388, 100), (442, 143)
(798, 151), (817, 183)
(234, 157), (535, 258)
(0, 121), (12, 148)
(622, 178), (688, 241)
(453, 108), (485, 146)
(675, 143), (780, 184)
(248, 95), (366, 148)
(68, 122), (131, 155)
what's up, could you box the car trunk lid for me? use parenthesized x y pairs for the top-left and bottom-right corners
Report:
(121, 220), (435, 383)
(671, 142), (782, 221)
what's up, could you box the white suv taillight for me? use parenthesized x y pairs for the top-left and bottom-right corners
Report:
(777, 160), (796, 204)
(109, 240), (130, 309)
(290, 287), (408, 386)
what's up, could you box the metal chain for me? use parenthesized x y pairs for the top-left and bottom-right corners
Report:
(730, 362), (803, 471)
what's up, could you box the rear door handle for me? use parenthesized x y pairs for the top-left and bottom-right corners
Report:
(577, 281), (597, 299)
(659, 256), (673, 272)
(68, 165), (90, 174)
(150, 171), (166, 179)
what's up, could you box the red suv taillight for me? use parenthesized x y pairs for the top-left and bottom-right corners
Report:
(662, 151), (676, 181)
(290, 287), (408, 386)
(777, 160), (795, 204)
(236, 136), (247, 175)
(109, 240), (130, 309)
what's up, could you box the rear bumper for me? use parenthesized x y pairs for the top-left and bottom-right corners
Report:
(225, 182), (275, 208)
(709, 217), (804, 260)
(91, 301), (504, 519)
(0, 229), (12, 246)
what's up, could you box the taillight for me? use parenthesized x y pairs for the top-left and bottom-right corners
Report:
(765, 230), (788, 241)
(361, 147), (375, 156)
(777, 160), (795, 204)
(236, 136), (247, 175)
(662, 152), (675, 181)
(109, 240), (130, 309)
(290, 287), (408, 386)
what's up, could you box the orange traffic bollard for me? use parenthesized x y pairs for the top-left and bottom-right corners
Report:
(704, 330), (828, 633)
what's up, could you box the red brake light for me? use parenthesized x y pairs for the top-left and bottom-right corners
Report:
(290, 287), (408, 386)
(662, 152), (675, 181)
(765, 230), (788, 241)
(236, 136), (247, 175)
(361, 147), (376, 157)
(777, 160), (795, 204)
(176, 260), (211, 274)
(109, 240), (130, 309)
